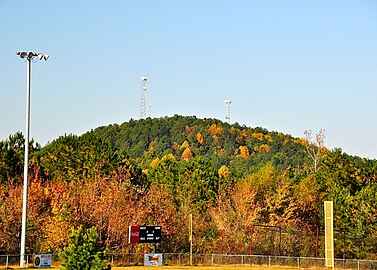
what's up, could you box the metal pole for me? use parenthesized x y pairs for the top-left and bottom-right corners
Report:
(315, 228), (319, 257)
(343, 231), (346, 260)
(250, 225), (254, 255)
(279, 226), (282, 256)
(20, 58), (31, 268)
(189, 214), (193, 266)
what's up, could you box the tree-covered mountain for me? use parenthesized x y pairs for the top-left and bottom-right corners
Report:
(1, 115), (377, 259)
(92, 115), (311, 177)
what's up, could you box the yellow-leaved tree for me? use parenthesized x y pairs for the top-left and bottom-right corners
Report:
(180, 148), (193, 160)
(209, 123), (222, 135)
(180, 140), (190, 149)
(150, 157), (160, 168)
(196, 132), (204, 145)
(218, 165), (230, 178)
(239, 146), (250, 158)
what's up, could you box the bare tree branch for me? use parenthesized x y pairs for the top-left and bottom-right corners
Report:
(304, 129), (325, 172)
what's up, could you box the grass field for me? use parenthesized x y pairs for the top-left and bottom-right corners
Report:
(111, 266), (303, 270)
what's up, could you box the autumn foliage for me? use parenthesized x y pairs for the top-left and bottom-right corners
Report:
(1, 116), (377, 259)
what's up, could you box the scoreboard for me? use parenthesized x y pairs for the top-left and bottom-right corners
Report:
(129, 225), (162, 243)
(139, 226), (162, 243)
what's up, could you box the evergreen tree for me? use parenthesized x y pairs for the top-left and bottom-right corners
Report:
(61, 226), (110, 270)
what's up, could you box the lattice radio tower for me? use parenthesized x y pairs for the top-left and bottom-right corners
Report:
(140, 76), (149, 119)
(225, 98), (231, 124)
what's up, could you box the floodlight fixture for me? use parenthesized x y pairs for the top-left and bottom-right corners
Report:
(17, 51), (49, 61)
(16, 51), (28, 59)
(37, 53), (49, 60)
(16, 51), (48, 268)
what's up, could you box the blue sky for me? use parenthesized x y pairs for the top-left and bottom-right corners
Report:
(1, 1), (377, 158)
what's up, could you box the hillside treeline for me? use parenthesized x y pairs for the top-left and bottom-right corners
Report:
(1, 115), (377, 259)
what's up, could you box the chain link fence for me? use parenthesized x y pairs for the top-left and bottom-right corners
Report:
(0, 254), (33, 269)
(1, 253), (377, 269)
(107, 253), (377, 269)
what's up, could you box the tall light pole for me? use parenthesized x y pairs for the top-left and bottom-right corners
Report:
(140, 76), (148, 119)
(16, 51), (48, 268)
(225, 98), (231, 124)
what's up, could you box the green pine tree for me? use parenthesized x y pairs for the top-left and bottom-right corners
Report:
(61, 226), (110, 270)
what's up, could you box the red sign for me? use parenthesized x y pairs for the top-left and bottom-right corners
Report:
(129, 226), (140, 243)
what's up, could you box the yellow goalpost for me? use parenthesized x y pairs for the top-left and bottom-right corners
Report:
(324, 201), (334, 270)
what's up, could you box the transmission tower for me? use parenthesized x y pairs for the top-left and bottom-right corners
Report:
(225, 98), (231, 124)
(140, 76), (149, 119)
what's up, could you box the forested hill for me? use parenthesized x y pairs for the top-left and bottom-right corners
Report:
(91, 115), (311, 177)
(2, 115), (377, 258)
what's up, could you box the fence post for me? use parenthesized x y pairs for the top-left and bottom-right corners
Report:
(211, 254), (214, 266)
(297, 257), (300, 269)
(241, 255), (244, 265)
(357, 260), (360, 270)
(6, 255), (8, 269)
(268, 256), (271, 268)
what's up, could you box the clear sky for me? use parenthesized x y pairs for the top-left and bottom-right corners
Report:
(1, 1), (377, 158)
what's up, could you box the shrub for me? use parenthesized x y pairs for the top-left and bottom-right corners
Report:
(61, 226), (110, 270)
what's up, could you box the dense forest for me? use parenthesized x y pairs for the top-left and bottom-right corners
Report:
(1, 115), (377, 259)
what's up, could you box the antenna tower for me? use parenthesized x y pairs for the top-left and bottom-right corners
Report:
(140, 76), (149, 119)
(225, 98), (231, 124)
